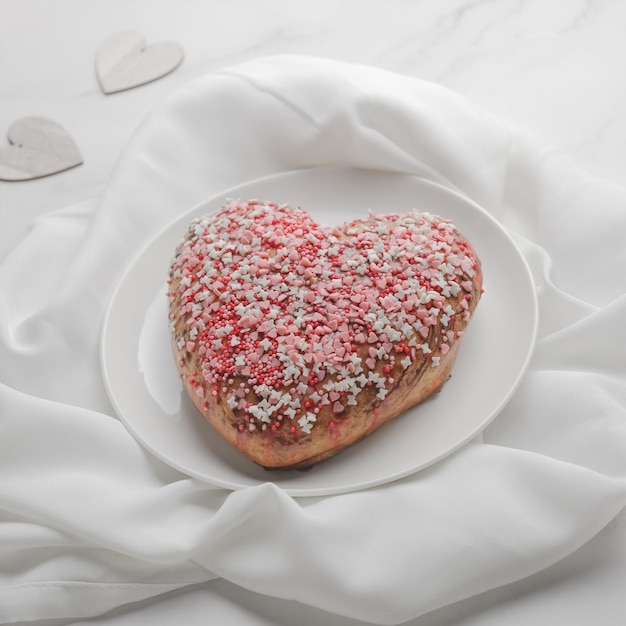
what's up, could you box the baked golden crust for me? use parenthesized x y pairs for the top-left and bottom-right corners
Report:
(168, 201), (482, 469)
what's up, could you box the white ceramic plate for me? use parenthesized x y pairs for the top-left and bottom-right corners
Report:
(101, 167), (537, 496)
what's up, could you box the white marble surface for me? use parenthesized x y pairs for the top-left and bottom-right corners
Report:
(2, 0), (626, 253)
(1, 1), (625, 624)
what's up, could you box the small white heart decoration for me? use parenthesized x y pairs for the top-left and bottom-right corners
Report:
(0, 117), (83, 181)
(96, 31), (184, 94)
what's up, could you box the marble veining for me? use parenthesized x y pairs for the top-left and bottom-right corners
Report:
(1, 0), (625, 246)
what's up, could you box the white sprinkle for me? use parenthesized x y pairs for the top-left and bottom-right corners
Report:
(227, 396), (238, 409)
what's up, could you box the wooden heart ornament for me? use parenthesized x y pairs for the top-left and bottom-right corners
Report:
(168, 201), (483, 469)
(0, 117), (83, 181)
(96, 31), (184, 94)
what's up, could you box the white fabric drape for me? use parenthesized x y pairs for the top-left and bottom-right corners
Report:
(1, 55), (625, 625)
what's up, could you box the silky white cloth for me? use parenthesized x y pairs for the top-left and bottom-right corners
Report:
(1, 55), (625, 625)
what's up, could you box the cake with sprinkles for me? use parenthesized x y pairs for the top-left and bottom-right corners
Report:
(167, 200), (483, 469)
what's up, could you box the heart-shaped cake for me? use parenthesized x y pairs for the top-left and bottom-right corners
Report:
(167, 200), (483, 469)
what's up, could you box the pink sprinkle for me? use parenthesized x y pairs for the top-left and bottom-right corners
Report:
(314, 351), (327, 363)
(240, 315), (257, 329)
(332, 401), (345, 414)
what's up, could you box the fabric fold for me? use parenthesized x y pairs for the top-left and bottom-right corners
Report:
(1, 383), (624, 624)
(1, 55), (625, 624)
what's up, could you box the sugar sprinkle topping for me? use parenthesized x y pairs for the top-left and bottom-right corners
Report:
(168, 200), (479, 436)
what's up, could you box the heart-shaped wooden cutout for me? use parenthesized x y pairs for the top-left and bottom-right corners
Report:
(168, 201), (483, 469)
(96, 31), (184, 94)
(0, 117), (83, 181)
